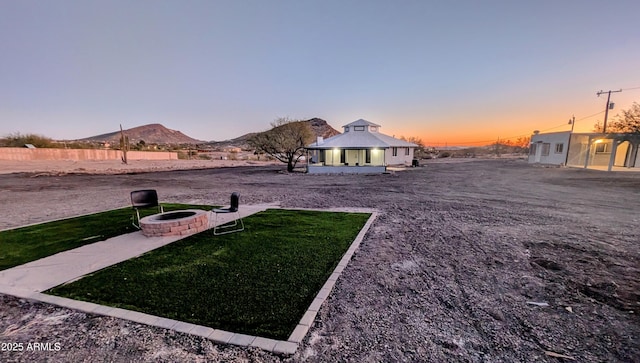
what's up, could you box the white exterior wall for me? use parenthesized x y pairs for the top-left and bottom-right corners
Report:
(370, 149), (385, 165)
(344, 150), (363, 165)
(316, 148), (385, 166)
(385, 147), (414, 166)
(529, 131), (640, 169)
(528, 132), (571, 165)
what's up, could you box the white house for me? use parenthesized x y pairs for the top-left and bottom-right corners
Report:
(306, 119), (418, 174)
(529, 131), (640, 171)
(529, 131), (571, 165)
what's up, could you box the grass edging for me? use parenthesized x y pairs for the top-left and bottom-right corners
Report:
(2, 208), (377, 355)
(284, 209), (378, 348)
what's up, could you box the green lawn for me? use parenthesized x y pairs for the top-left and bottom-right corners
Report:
(0, 203), (210, 271)
(47, 209), (370, 340)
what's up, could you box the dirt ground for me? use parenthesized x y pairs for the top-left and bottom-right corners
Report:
(0, 158), (638, 362)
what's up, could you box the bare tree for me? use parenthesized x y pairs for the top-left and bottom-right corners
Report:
(593, 102), (640, 133)
(608, 102), (640, 133)
(399, 135), (424, 147)
(400, 135), (426, 158)
(248, 118), (314, 172)
(501, 136), (531, 153)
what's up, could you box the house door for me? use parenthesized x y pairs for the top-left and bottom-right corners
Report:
(534, 143), (542, 163)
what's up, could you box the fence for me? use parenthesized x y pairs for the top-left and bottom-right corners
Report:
(0, 148), (178, 161)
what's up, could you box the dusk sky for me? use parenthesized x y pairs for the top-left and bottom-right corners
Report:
(1, 1), (639, 146)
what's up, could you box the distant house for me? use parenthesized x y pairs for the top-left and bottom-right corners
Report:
(529, 131), (640, 171)
(306, 119), (418, 174)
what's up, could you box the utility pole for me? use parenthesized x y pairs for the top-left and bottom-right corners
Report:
(597, 89), (622, 133)
(565, 115), (575, 166)
(120, 124), (128, 164)
(569, 115), (575, 132)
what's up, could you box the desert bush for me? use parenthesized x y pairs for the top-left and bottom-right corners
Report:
(1, 132), (55, 148)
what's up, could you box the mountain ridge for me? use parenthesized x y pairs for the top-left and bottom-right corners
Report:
(207, 118), (340, 149)
(78, 119), (341, 147)
(79, 124), (204, 144)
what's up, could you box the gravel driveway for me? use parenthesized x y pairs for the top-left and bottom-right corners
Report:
(1, 159), (638, 362)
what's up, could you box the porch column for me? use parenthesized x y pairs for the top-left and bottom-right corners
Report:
(630, 143), (639, 167)
(608, 140), (619, 172)
(625, 143), (634, 168)
(583, 136), (593, 169)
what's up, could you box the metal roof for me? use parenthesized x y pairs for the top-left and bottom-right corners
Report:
(307, 119), (418, 149)
(342, 119), (381, 128)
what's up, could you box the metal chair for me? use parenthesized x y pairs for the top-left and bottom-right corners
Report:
(211, 192), (244, 235)
(131, 189), (163, 229)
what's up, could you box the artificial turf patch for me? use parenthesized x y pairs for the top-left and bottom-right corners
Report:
(0, 203), (210, 271)
(47, 209), (371, 340)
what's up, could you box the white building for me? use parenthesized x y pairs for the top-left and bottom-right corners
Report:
(529, 131), (640, 171)
(306, 119), (418, 174)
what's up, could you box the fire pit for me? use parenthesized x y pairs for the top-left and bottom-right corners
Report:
(139, 209), (209, 237)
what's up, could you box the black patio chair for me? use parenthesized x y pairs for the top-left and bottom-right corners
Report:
(211, 192), (244, 235)
(131, 189), (164, 229)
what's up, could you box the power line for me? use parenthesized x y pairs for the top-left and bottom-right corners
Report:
(575, 110), (605, 122)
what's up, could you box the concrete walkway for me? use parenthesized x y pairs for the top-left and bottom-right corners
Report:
(0, 205), (377, 355)
(0, 203), (278, 295)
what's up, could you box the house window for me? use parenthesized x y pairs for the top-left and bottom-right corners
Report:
(344, 127), (349, 132)
(529, 144), (537, 155)
(366, 149), (371, 163)
(541, 143), (550, 156)
(555, 143), (564, 153)
(405, 147), (410, 155)
(319, 150), (325, 163)
(595, 142), (610, 153)
(392, 147), (398, 156)
(354, 126), (365, 131)
(340, 149), (346, 163)
(370, 126), (377, 132)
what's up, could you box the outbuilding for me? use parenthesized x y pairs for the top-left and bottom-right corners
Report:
(529, 131), (640, 171)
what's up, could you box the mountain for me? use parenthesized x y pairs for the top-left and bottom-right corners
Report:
(80, 124), (204, 144)
(78, 119), (340, 148)
(306, 118), (341, 139)
(205, 118), (340, 149)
